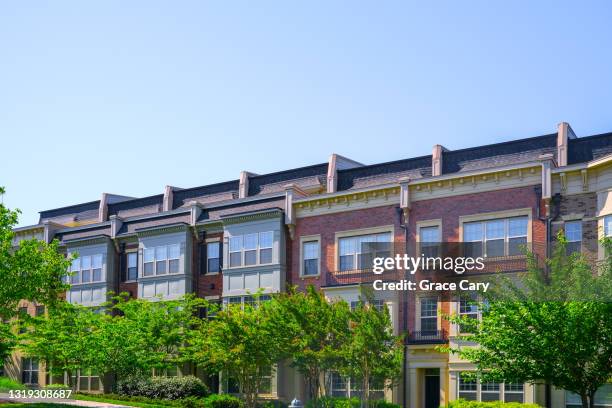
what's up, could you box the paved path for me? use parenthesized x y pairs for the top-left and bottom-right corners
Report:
(0, 393), (130, 407)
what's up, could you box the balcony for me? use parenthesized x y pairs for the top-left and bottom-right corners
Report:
(406, 329), (448, 345)
(325, 268), (403, 287)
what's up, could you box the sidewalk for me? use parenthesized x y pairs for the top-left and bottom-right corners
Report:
(0, 393), (130, 407)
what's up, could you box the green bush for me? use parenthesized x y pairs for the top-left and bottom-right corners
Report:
(44, 383), (71, 390)
(117, 375), (210, 400)
(202, 394), (244, 408)
(443, 399), (540, 408)
(307, 397), (398, 408)
(0, 376), (26, 391)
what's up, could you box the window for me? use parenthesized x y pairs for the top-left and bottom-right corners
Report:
(605, 216), (612, 237)
(302, 241), (319, 276)
(258, 365), (272, 394)
(481, 381), (501, 402)
(35, 305), (45, 317)
(228, 232), (274, 268)
(70, 255), (104, 284)
(143, 244), (181, 276)
(207, 242), (221, 273)
(127, 252), (138, 281)
(504, 383), (524, 403)
(420, 297), (438, 335)
(458, 373), (477, 401)
(329, 372), (383, 400)
(338, 232), (392, 271)
(566, 383), (612, 407)
(22, 358), (39, 385)
(459, 295), (479, 322)
(225, 295), (271, 310)
(71, 369), (100, 392)
(420, 225), (440, 257)
(371, 299), (385, 312)
(463, 216), (528, 257)
(565, 221), (582, 254)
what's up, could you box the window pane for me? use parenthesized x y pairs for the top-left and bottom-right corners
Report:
(565, 221), (582, 242)
(486, 239), (504, 257)
(144, 262), (154, 276)
(244, 233), (258, 250)
(207, 242), (220, 259)
(144, 248), (154, 263)
(230, 236), (242, 252)
(71, 258), (80, 272)
(71, 271), (80, 284)
(260, 248), (272, 264)
(339, 255), (353, 271)
(156, 246), (167, 260)
(81, 256), (91, 270)
(304, 259), (318, 276)
(245, 250), (257, 266)
(82, 269), (91, 283)
(339, 238), (355, 256)
(259, 231), (273, 248)
(128, 267), (138, 281)
(486, 220), (504, 240)
(92, 254), (102, 269)
(509, 237), (527, 256)
(420, 226), (440, 243)
(208, 258), (220, 273)
(508, 217), (528, 237)
(230, 252), (242, 267)
(605, 216), (612, 237)
(156, 260), (167, 274)
(304, 241), (318, 260)
(420, 297), (437, 317)
(465, 242), (483, 258)
(128, 253), (137, 268)
(168, 244), (180, 259)
(169, 259), (179, 274)
(464, 222), (483, 241)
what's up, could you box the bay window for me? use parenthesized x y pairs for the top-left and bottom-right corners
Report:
(143, 244), (180, 276)
(228, 232), (274, 267)
(70, 254), (104, 284)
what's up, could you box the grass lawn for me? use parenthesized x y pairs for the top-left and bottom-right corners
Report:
(0, 404), (76, 407)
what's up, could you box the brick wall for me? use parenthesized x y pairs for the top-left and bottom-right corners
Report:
(552, 192), (598, 256)
(197, 232), (223, 298)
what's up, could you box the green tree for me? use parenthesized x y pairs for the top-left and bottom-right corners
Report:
(20, 302), (92, 387)
(446, 234), (612, 408)
(340, 298), (403, 408)
(0, 187), (72, 360)
(190, 295), (287, 408)
(272, 286), (351, 401)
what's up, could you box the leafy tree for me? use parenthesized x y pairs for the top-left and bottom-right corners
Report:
(0, 187), (72, 360)
(20, 302), (92, 387)
(340, 298), (403, 408)
(272, 286), (351, 401)
(190, 295), (288, 408)
(446, 234), (612, 408)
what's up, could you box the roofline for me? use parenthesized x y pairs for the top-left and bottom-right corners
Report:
(39, 200), (100, 216)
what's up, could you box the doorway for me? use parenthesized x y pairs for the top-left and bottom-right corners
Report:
(424, 368), (440, 408)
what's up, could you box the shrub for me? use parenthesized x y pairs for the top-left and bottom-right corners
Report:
(117, 375), (209, 400)
(203, 394), (244, 408)
(0, 376), (26, 391)
(45, 383), (71, 390)
(307, 397), (398, 408)
(444, 400), (540, 408)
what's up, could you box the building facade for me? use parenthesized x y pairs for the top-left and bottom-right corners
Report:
(7, 122), (612, 407)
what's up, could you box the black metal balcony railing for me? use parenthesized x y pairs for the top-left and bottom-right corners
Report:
(406, 329), (448, 344)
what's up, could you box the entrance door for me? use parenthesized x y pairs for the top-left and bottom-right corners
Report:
(424, 371), (440, 408)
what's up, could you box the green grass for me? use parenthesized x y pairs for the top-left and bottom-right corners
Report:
(73, 393), (173, 408)
(0, 377), (26, 392)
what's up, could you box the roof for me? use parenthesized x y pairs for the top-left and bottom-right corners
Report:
(568, 131), (612, 165)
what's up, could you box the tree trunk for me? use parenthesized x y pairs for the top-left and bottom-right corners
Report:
(581, 393), (589, 408)
(589, 390), (596, 408)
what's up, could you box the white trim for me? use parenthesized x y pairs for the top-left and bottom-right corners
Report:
(299, 234), (321, 278)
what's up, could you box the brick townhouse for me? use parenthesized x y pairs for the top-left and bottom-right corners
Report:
(8, 122), (612, 408)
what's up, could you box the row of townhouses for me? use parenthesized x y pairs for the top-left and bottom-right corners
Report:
(6, 122), (612, 408)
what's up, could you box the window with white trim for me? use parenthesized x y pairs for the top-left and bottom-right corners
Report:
(21, 357), (39, 385)
(143, 244), (180, 276)
(420, 225), (440, 257)
(338, 232), (392, 271)
(329, 372), (384, 400)
(302, 241), (319, 276)
(420, 297), (438, 335)
(127, 252), (138, 281)
(228, 232), (274, 268)
(463, 216), (528, 257)
(458, 374), (477, 401)
(207, 242), (221, 273)
(481, 381), (501, 401)
(504, 383), (524, 403)
(565, 221), (582, 254)
(70, 255), (104, 284)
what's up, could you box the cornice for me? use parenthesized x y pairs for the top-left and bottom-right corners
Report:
(220, 208), (284, 225)
(63, 235), (111, 248)
(134, 223), (189, 238)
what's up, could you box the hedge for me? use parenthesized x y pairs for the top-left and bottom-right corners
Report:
(306, 397), (400, 408)
(443, 400), (540, 408)
(117, 375), (210, 400)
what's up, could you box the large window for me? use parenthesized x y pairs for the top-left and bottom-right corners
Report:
(21, 358), (39, 385)
(302, 240), (319, 276)
(458, 374), (477, 400)
(70, 254), (103, 284)
(481, 381), (501, 401)
(457, 372), (525, 403)
(143, 244), (180, 276)
(126, 252), (138, 281)
(420, 225), (441, 257)
(565, 221), (582, 254)
(420, 297), (438, 335)
(463, 216), (528, 257)
(229, 232), (274, 267)
(504, 383), (524, 403)
(70, 369), (100, 392)
(329, 372), (384, 400)
(338, 232), (392, 271)
(566, 383), (611, 408)
(207, 242), (221, 273)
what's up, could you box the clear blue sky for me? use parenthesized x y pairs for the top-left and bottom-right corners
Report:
(2, 1), (612, 227)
